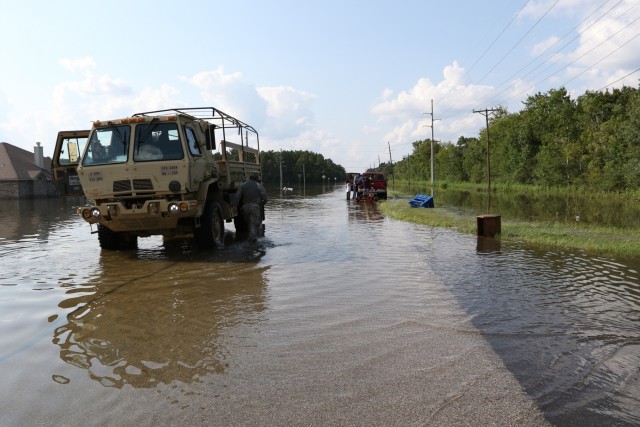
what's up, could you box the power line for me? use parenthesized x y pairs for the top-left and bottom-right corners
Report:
(400, 1), (639, 152)
(511, 10), (640, 101)
(459, 0), (531, 84)
(598, 66), (640, 91)
(563, 32), (640, 87)
(474, 0), (560, 87)
(479, 0), (624, 107)
(440, 0), (559, 119)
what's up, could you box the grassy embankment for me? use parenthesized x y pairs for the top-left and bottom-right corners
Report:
(380, 182), (640, 259)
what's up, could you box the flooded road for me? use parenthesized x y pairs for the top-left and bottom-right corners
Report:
(1, 190), (639, 426)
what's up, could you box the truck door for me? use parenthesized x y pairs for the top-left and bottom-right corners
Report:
(51, 130), (90, 196)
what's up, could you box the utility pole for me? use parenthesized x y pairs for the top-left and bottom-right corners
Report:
(473, 107), (499, 212)
(423, 99), (440, 196)
(279, 149), (283, 194)
(387, 141), (394, 191)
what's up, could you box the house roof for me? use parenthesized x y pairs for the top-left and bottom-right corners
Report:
(0, 142), (52, 181)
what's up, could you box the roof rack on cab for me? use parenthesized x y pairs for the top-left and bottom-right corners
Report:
(132, 107), (258, 138)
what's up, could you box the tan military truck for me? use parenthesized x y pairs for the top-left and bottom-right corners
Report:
(52, 107), (261, 250)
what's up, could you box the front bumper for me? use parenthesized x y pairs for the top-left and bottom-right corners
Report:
(78, 199), (200, 232)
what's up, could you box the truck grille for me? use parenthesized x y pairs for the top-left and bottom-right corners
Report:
(133, 179), (153, 190)
(112, 179), (154, 194)
(113, 180), (132, 192)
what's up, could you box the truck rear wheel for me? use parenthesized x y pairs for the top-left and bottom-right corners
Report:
(97, 224), (138, 250)
(195, 200), (224, 249)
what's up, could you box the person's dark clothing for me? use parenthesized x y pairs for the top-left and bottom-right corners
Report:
(234, 179), (268, 207)
(233, 179), (268, 241)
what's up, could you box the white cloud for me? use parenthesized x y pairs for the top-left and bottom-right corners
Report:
(184, 66), (268, 129)
(521, 0), (640, 92)
(531, 36), (560, 57)
(0, 61), (334, 162)
(572, 3), (640, 71)
(43, 59), (178, 146)
(370, 61), (496, 150)
(257, 86), (316, 139)
(363, 0), (640, 160)
(51, 57), (134, 121)
(58, 57), (96, 72)
(0, 59), (184, 153)
(372, 77), (436, 120)
(53, 73), (132, 99)
(185, 67), (324, 147)
(520, 0), (592, 19)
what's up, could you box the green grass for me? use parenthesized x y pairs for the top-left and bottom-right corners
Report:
(379, 199), (640, 259)
(389, 179), (640, 201)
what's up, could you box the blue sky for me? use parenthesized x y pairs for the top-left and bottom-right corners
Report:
(1, 0), (639, 172)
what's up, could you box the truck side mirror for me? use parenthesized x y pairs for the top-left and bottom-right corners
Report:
(206, 124), (217, 151)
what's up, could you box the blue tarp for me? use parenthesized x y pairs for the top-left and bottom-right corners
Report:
(409, 194), (434, 208)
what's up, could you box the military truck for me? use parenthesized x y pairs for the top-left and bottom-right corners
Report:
(51, 107), (261, 250)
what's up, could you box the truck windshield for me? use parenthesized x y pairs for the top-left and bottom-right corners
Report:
(82, 125), (130, 166)
(134, 122), (183, 161)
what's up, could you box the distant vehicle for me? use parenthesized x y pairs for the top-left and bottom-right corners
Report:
(51, 107), (262, 250)
(360, 172), (387, 200)
(345, 172), (359, 200)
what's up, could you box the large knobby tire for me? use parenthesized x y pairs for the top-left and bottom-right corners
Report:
(97, 224), (138, 250)
(195, 200), (224, 249)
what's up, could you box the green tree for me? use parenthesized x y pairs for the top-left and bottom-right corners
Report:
(259, 150), (346, 187)
(437, 137), (468, 182)
(462, 136), (484, 183)
(518, 88), (581, 185)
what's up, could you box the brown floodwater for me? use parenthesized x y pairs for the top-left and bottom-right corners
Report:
(0, 188), (639, 426)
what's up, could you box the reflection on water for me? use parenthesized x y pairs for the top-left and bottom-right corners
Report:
(397, 184), (640, 228)
(53, 246), (268, 389)
(476, 236), (502, 253)
(347, 199), (385, 223)
(0, 198), (81, 242)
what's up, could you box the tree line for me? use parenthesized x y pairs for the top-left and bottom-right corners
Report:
(391, 85), (640, 191)
(254, 85), (640, 192)
(259, 150), (346, 188)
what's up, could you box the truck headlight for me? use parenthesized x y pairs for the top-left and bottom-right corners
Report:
(168, 203), (180, 215)
(91, 208), (101, 218)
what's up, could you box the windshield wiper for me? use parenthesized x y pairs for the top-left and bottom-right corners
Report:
(137, 117), (160, 145)
(107, 121), (126, 144)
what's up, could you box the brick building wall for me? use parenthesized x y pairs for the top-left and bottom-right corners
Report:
(0, 178), (57, 199)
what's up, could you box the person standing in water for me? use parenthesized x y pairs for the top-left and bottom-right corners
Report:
(233, 171), (268, 242)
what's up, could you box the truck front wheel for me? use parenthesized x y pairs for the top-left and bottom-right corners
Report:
(195, 200), (224, 249)
(97, 224), (138, 250)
